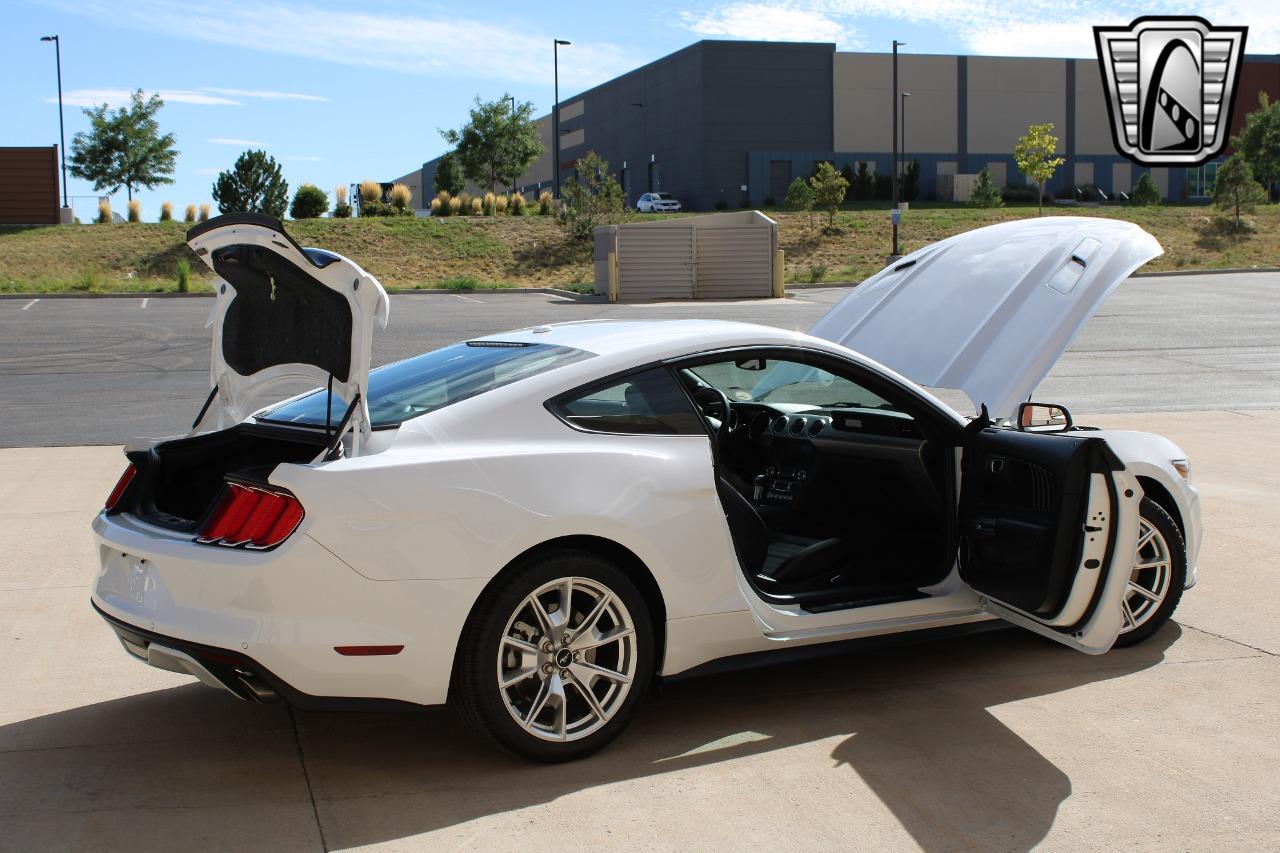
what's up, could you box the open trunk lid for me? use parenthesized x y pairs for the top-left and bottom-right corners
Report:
(187, 213), (389, 448)
(808, 217), (1162, 420)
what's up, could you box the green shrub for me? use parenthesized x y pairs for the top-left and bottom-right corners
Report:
(1001, 184), (1039, 204)
(332, 202), (352, 218)
(290, 184), (329, 219)
(807, 263), (828, 282)
(968, 167), (1004, 208)
(159, 201), (173, 221)
(1132, 172), (1162, 206)
(176, 257), (190, 293)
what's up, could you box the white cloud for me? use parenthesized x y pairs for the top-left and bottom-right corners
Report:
(51, 88), (240, 107)
(207, 137), (267, 146)
(202, 87), (328, 102)
(51, 0), (641, 91)
(677, 0), (1278, 57)
(681, 2), (861, 47)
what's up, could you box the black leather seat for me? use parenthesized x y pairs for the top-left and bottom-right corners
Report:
(715, 477), (847, 585)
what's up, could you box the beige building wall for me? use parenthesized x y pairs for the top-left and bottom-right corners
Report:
(1074, 59), (1116, 156)
(968, 57), (1066, 154)
(518, 116), (555, 188)
(834, 53), (958, 153)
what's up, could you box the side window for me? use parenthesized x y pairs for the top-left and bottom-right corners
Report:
(555, 367), (705, 435)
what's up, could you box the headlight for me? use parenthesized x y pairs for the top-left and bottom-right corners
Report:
(1171, 458), (1191, 479)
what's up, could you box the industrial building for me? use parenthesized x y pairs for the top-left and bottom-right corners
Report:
(403, 39), (1280, 211)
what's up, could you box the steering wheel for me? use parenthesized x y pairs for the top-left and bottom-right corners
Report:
(692, 386), (733, 440)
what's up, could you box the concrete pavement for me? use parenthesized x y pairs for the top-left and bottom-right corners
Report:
(0, 409), (1276, 851)
(3, 271), (1279, 445)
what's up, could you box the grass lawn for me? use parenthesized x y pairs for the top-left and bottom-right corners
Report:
(1, 204), (1276, 294)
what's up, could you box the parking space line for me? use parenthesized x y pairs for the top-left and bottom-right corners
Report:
(453, 294), (484, 304)
(140, 298), (149, 309)
(22, 299), (39, 311)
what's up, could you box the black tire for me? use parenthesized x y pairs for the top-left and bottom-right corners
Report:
(1112, 497), (1186, 648)
(450, 548), (654, 762)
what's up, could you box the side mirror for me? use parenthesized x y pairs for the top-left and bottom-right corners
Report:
(1017, 402), (1072, 432)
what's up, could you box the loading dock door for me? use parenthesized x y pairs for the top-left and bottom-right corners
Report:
(769, 160), (792, 203)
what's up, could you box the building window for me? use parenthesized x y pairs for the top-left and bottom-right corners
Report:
(1186, 161), (1220, 198)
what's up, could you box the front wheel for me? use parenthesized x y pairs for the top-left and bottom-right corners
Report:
(450, 549), (654, 762)
(1112, 497), (1186, 648)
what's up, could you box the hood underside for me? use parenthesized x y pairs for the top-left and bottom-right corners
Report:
(808, 217), (1163, 419)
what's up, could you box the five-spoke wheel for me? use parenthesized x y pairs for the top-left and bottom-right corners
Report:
(1114, 498), (1185, 647)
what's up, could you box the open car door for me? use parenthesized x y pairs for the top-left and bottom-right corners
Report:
(958, 427), (1141, 654)
(185, 213), (389, 452)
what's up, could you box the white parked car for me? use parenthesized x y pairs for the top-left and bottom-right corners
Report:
(93, 214), (1200, 761)
(636, 192), (681, 212)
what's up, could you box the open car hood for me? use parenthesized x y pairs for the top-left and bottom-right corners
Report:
(808, 217), (1162, 419)
(187, 214), (389, 443)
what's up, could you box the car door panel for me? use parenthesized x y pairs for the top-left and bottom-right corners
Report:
(959, 428), (1140, 653)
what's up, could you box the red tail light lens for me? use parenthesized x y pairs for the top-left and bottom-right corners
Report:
(196, 483), (304, 549)
(105, 464), (137, 510)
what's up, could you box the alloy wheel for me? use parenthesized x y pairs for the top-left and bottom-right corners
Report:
(1120, 516), (1173, 634)
(496, 576), (638, 742)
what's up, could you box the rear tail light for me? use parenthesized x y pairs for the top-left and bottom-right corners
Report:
(105, 464), (137, 511)
(196, 483), (304, 549)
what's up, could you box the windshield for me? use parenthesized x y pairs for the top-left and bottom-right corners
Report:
(654, 193), (675, 200)
(259, 341), (593, 428)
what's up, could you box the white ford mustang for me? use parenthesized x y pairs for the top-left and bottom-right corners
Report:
(92, 214), (1201, 761)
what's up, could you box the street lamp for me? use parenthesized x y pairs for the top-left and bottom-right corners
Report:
(900, 91), (911, 200)
(890, 40), (905, 258)
(553, 39), (571, 199)
(40, 35), (68, 211)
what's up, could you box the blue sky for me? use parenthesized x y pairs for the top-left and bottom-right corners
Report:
(6, 0), (1276, 220)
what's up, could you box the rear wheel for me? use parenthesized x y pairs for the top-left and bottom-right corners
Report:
(451, 549), (653, 762)
(1113, 497), (1185, 648)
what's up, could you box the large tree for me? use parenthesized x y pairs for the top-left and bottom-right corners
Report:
(433, 151), (465, 196)
(68, 90), (177, 201)
(440, 94), (543, 193)
(212, 150), (289, 217)
(1232, 92), (1280, 200)
(1013, 122), (1066, 216)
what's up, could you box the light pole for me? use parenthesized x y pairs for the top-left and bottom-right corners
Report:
(900, 91), (910, 202)
(891, 39), (904, 257)
(553, 39), (570, 199)
(508, 95), (517, 194)
(40, 35), (68, 211)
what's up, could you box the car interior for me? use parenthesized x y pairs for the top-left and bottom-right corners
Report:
(674, 353), (957, 612)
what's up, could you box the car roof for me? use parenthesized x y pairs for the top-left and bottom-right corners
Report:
(472, 318), (800, 360)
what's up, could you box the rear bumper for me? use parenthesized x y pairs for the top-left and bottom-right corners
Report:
(91, 510), (488, 706)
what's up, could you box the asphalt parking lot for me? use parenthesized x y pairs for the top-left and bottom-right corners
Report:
(2, 270), (1279, 445)
(1, 273), (1278, 851)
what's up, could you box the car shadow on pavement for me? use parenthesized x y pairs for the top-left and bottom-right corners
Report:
(0, 625), (1179, 852)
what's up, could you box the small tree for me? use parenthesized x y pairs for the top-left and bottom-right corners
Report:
(1232, 93), (1280, 200)
(900, 159), (920, 201)
(968, 167), (1004, 208)
(557, 151), (626, 242)
(290, 184), (328, 219)
(1013, 122), (1066, 215)
(441, 94), (543, 193)
(68, 90), (178, 202)
(213, 150), (288, 216)
(784, 176), (816, 232)
(433, 152), (465, 196)
(1131, 172), (1162, 206)
(852, 161), (875, 201)
(809, 161), (848, 230)
(1213, 153), (1268, 232)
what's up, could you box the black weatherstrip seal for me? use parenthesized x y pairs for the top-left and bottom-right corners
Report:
(186, 213), (328, 269)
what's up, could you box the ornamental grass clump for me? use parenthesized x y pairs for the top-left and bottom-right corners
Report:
(159, 201), (173, 221)
(183, 204), (197, 223)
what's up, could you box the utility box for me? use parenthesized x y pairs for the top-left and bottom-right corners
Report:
(0, 146), (60, 225)
(594, 210), (780, 300)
